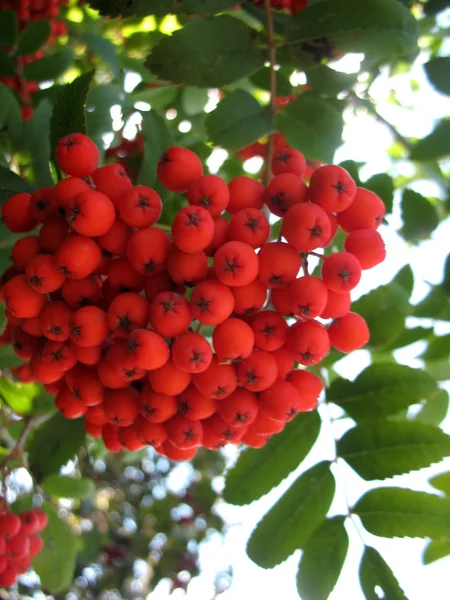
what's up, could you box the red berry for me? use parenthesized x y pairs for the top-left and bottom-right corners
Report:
(321, 252), (362, 293)
(117, 186), (162, 229)
(328, 312), (370, 353)
(214, 241), (258, 287)
(259, 380), (302, 422)
(148, 359), (191, 396)
(171, 331), (213, 374)
(258, 242), (301, 289)
(26, 254), (65, 294)
(190, 280), (234, 325)
(286, 369), (323, 411)
(227, 176), (264, 213)
(337, 187), (386, 232)
(192, 355), (237, 399)
(281, 202), (331, 251)
(172, 205), (214, 254)
(286, 320), (330, 366)
(217, 387), (259, 427)
(165, 415), (203, 449)
(227, 208), (270, 248)
(213, 318), (255, 362)
(55, 234), (101, 279)
(1, 192), (36, 233)
(236, 349), (278, 392)
(56, 133), (99, 178)
(308, 165), (356, 213)
(271, 147), (306, 177)
(187, 174), (230, 217)
(67, 190), (115, 237)
(140, 387), (178, 423)
(344, 228), (386, 269)
(157, 146), (203, 193)
(3, 275), (46, 318)
(264, 173), (307, 217)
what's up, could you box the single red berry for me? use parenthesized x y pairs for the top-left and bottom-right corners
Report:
(271, 147), (306, 177)
(187, 174), (230, 217)
(286, 320), (330, 365)
(190, 280), (235, 325)
(70, 306), (109, 347)
(250, 310), (289, 351)
(308, 165), (357, 213)
(67, 190), (115, 237)
(258, 242), (301, 289)
(177, 385), (217, 421)
(281, 202), (331, 251)
(231, 279), (267, 315)
(328, 312), (370, 353)
(259, 380), (302, 422)
(26, 254), (65, 294)
(165, 414), (203, 449)
(264, 173), (308, 217)
(1, 192), (36, 233)
(214, 241), (259, 287)
(55, 234), (101, 279)
(192, 355), (237, 399)
(167, 247), (208, 286)
(56, 133), (99, 178)
(344, 228), (386, 269)
(212, 318), (255, 362)
(236, 349), (278, 392)
(287, 275), (329, 320)
(320, 289), (351, 319)
(126, 228), (171, 275)
(172, 205), (214, 254)
(91, 163), (133, 205)
(3, 275), (46, 318)
(148, 359), (191, 396)
(227, 208), (270, 249)
(171, 331), (213, 374)
(321, 252), (362, 293)
(337, 187), (386, 232)
(117, 185), (162, 229)
(217, 387), (259, 427)
(286, 369), (323, 412)
(228, 176), (264, 214)
(157, 146), (203, 193)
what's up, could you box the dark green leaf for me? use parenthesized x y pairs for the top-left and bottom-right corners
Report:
(327, 363), (438, 421)
(285, 0), (418, 56)
(223, 410), (321, 506)
(0, 9), (18, 47)
(443, 253), (450, 297)
(250, 68), (293, 96)
(0, 83), (22, 143)
(413, 285), (450, 320)
(23, 48), (74, 82)
(423, 539), (450, 564)
(42, 475), (95, 499)
(0, 344), (23, 368)
(338, 420), (450, 480)
(276, 95), (343, 163)
(385, 326), (433, 351)
(296, 516), (348, 600)
(411, 389), (449, 426)
(423, 0), (450, 15)
(364, 173), (394, 214)
(429, 471), (450, 496)
(137, 111), (173, 187)
(119, 55), (156, 82)
(22, 99), (54, 187)
(351, 281), (410, 349)
(27, 414), (85, 481)
(146, 16), (263, 88)
(354, 487), (450, 539)
(306, 65), (357, 95)
(393, 265), (414, 298)
(247, 461), (335, 568)
(181, 87), (209, 116)
(87, 0), (237, 17)
(131, 85), (179, 110)
(360, 546), (408, 599)
(0, 48), (16, 77)
(0, 166), (35, 205)
(17, 20), (51, 57)
(421, 334), (450, 360)
(400, 189), (439, 242)
(32, 502), (77, 593)
(50, 71), (94, 169)
(83, 33), (121, 79)
(410, 119), (450, 161)
(0, 379), (41, 415)
(206, 90), (273, 151)
(425, 57), (450, 96)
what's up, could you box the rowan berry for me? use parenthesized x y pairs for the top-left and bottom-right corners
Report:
(177, 385), (217, 421)
(320, 289), (351, 319)
(308, 165), (356, 213)
(187, 174), (230, 217)
(70, 341), (103, 366)
(30, 352), (64, 384)
(241, 428), (270, 448)
(321, 252), (362, 293)
(227, 176), (264, 213)
(231, 279), (267, 315)
(38, 216), (69, 253)
(270, 345), (296, 379)
(286, 320), (330, 365)
(214, 241), (258, 287)
(65, 364), (104, 407)
(1, 192), (36, 233)
(12, 328), (40, 359)
(281, 202), (331, 251)
(236, 349), (278, 392)
(328, 312), (370, 353)
(251, 310), (288, 351)
(217, 387), (259, 427)
(61, 276), (101, 308)
(264, 173), (307, 217)
(52, 177), (90, 217)
(91, 163), (133, 205)
(337, 187), (386, 232)
(102, 424), (124, 453)
(26, 254), (65, 293)
(106, 292), (148, 338)
(205, 215), (229, 256)
(167, 247), (208, 286)
(11, 236), (40, 270)
(258, 241), (301, 289)
(67, 190), (115, 237)
(7, 531), (30, 560)
(227, 208), (270, 248)
(212, 317), (255, 362)
(3, 275), (46, 318)
(29, 186), (55, 222)
(148, 359), (191, 396)
(118, 423), (147, 451)
(202, 413), (247, 444)
(126, 228), (171, 275)
(56, 133), (99, 178)
(55, 234), (101, 279)
(192, 355), (237, 399)
(135, 416), (167, 447)
(117, 185), (162, 229)
(157, 146), (203, 193)
(165, 414), (203, 449)
(171, 331), (213, 373)
(70, 306), (108, 347)
(344, 228), (386, 269)
(259, 380), (302, 422)
(172, 205), (214, 254)
(107, 257), (145, 294)
(103, 388), (140, 426)
(97, 218), (129, 256)
(140, 386), (178, 423)
(249, 411), (284, 435)
(55, 385), (87, 419)
(28, 534), (44, 557)
(288, 275), (329, 319)
(0, 513), (21, 540)
(286, 369), (323, 411)
(271, 147), (306, 177)
(190, 280), (235, 325)
(161, 439), (198, 461)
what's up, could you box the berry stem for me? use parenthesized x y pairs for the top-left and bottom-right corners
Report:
(0, 414), (49, 471)
(307, 251), (325, 260)
(262, 0), (277, 187)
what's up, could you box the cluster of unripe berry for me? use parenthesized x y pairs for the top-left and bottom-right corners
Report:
(0, 132), (385, 461)
(0, 0), (68, 121)
(0, 507), (47, 587)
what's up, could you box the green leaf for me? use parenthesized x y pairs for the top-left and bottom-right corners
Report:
(400, 189), (439, 243)
(23, 48), (74, 82)
(119, 55), (156, 83)
(364, 173), (394, 214)
(424, 0), (450, 15)
(131, 85), (179, 110)
(206, 90), (274, 152)
(181, 87), (210, 116)
(412, 389), (449, 426)
(0, 344), (23, 369)
(285, 0), (418, 56)
(413, 285), (450, 321)
(50, 71), (94, 169)
(296, 516), (349, 600)
(137, 111), (173, 187)
(443, 253), (450, 297)
(0, 379), (42, 415)
(32, 502), (77, 594)
(42, 475), (95, 499)
(354, 487), (450, 539)
(17, 20), (51, 57)
(247, 461), (335, 568)
(338, 420), (450, 480)
(351, 281), (410, 349)
(424, 57), (450, 96)
(429, 471), (450, 496)
(223, 410), (321, 506)
(393, 265), (414, 298)
(88, 0), (237, 17)
(385, 326), (433, 351)
(306, 65), (357, 95)
(83, 33), (121, 79)
(327, 363), (438, 421)
(0, 166), (35, 205)
(0, 9), (18, 47)
(0, 48), (16, 77)
(276, 95), (343, 163)
(0, 83), (22, 142)
(27, 414), (86, 481)
(146, 16), (263, 88)
(360, 546), (408, 599)
(421, 334), (450, 360)
(410, 119), (450, 161)
(250, 67), (293, 96)
(22, 99), (54, 188)
(423, 539), (450, 565)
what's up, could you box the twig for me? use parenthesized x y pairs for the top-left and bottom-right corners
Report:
(262, 0), (277, 187)
(0, 414), (50, 471)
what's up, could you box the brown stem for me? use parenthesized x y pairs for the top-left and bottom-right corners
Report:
(0, 414), (49, 471)
(262, 0), (277, 187)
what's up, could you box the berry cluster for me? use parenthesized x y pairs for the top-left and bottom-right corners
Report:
(0, 0), (68, 121)
(0, 507), (47, 587)
(0, 132), (386, 461)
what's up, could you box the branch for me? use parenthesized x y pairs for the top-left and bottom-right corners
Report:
(0, 415), (46, 471)
(263, 0), (277, 187)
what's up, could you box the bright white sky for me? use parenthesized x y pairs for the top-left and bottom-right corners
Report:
(147, 13), (450, 600)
